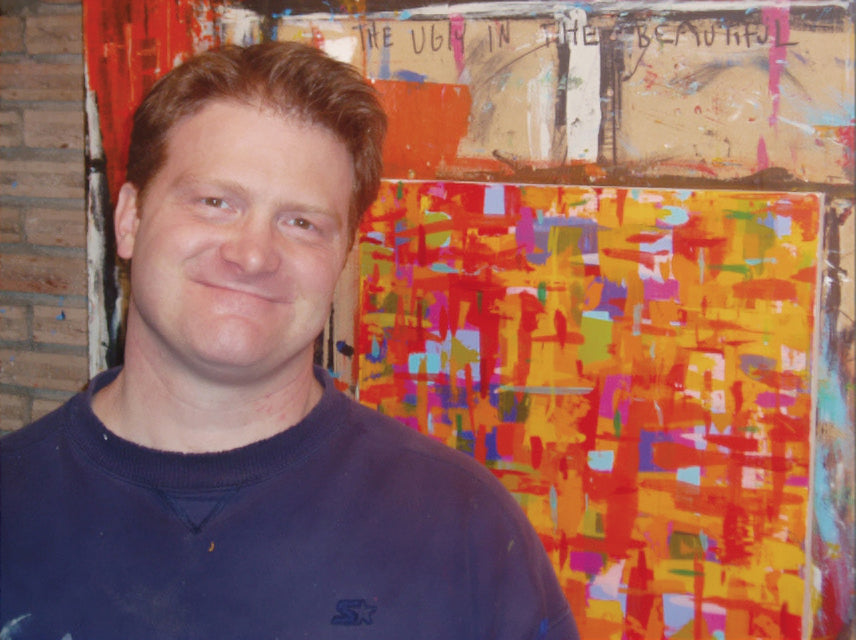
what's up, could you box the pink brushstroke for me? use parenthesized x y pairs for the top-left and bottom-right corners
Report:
(515, 206), (536, 253)
(450, 14), (466, 78)
(762, 6), (791, 127)
(757, 136), (770, 171)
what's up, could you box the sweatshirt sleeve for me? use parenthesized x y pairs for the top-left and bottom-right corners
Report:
(464, 473), (580, 640)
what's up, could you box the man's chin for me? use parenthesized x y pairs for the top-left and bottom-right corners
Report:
(184, 348), (292, 386)
(186, 342), (313, 387)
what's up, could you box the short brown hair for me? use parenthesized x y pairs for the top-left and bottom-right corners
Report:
(126, 41), (387, 238)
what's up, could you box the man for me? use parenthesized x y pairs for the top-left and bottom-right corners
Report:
(1, 42), (579, 639)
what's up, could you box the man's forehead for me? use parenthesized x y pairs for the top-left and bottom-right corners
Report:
(168, 96), (313, 133)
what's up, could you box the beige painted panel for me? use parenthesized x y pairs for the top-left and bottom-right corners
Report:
(616, 15), (855, 183)
(254, 7), (854, 185)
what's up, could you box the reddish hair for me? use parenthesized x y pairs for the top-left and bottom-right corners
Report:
(126, 41), (387, 238)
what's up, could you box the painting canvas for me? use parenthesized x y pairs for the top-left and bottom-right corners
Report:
(82, 0), (854, 637)
(354, 181), (820, 638)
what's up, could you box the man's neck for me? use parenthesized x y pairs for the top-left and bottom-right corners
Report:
(91, 350), (323, 454)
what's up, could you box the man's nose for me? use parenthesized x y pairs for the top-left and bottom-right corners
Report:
(219, 219), (282, 275)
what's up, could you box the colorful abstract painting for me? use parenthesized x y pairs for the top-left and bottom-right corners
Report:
(354, 181), (820, 638)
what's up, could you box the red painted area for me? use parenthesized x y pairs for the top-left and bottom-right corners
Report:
(706, 433), (761, 453)
(652, 442), (729, 470)
(625, 232), (668, 244)
(529, 436), (543, 470)
(374, 81), (472, 179)
(732, 278), (798, 301)
(512, 292), (542, 383)
(625, 550), (657, 640)
(780, 603), (802, 640)
(673, 217), (729, 264)
(835, 123), (856, 172)
(793, 265), (816, 284)
(84, 0), (215, 206)
(601, 247), (660, 269)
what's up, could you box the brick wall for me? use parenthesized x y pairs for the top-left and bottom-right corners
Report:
(1, 0), (88, 432)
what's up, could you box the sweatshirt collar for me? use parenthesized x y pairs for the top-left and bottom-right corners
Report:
(65, 366), (347, 490)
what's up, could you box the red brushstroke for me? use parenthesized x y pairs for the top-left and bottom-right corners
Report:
(813, 559), (846, 638)
(792, 265), (816, 284)
(565, 534), (646, 556)
(530, 435), (543, 470)
(732, 278), (798, 301)
(625, 550), (656, 640)
(513, 292), (542, 383)
(615, 188), (627, 227)
(579, 387), (600, 450)
(766, 412), (811, 443)
(780, 603), (802, 640)
(84, 0), (220, 206)
(693, 554), (705, 639)
(438, 305), (449, 342)
(722, 501), (753, 564)
(706, 434), (760, 453)
(673, 231), (728, 265)
(606, 418), (641, 554)
(474, 282), (502, 398)
(625, 232), (667, 244)
(835, 122), (855, 172)
(654, 441), (796, 474)
(494, 423), (515, 459)
(601, 247), (659, 270)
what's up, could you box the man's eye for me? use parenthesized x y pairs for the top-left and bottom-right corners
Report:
(289, 217), (315, 231)
(202, 197), (228, 209)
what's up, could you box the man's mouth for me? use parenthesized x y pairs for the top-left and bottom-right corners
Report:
(194, 279), (291, 304)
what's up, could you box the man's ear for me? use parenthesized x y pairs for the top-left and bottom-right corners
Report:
(115, 182), (141, 260)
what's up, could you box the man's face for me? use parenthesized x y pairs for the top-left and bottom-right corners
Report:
(114, 100), (354, 386)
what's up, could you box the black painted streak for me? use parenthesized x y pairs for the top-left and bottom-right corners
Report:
(554, 39), (570, 129)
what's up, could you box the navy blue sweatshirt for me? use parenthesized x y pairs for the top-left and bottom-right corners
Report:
(1, 367), (578, 639)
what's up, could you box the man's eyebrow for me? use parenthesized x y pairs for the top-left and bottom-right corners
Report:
(171, 174), (250, 199)
(172, 174), (340, 217)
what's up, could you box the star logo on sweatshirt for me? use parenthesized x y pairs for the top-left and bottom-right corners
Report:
(330, 599), (377, 626)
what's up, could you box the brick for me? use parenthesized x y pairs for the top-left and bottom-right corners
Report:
(33, 304), (87, 347)
(0, 16), (25, 54)
(26, 13), (83, 56)
(0, 348), (88, 392)
(1, 0), (85, 430)
(0, 391), (29, 432)
(0, 203), (24, 243)
(24, 109), (84, 150)
(0, 252), (87, 296)
(24, 205), (86, 247)
(32, 395), (70, 421)
(0, 109), (23, 147)
(0, 59), (83, 101)
(0, 157), (85, 199)
(0, 304), (29, 342)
